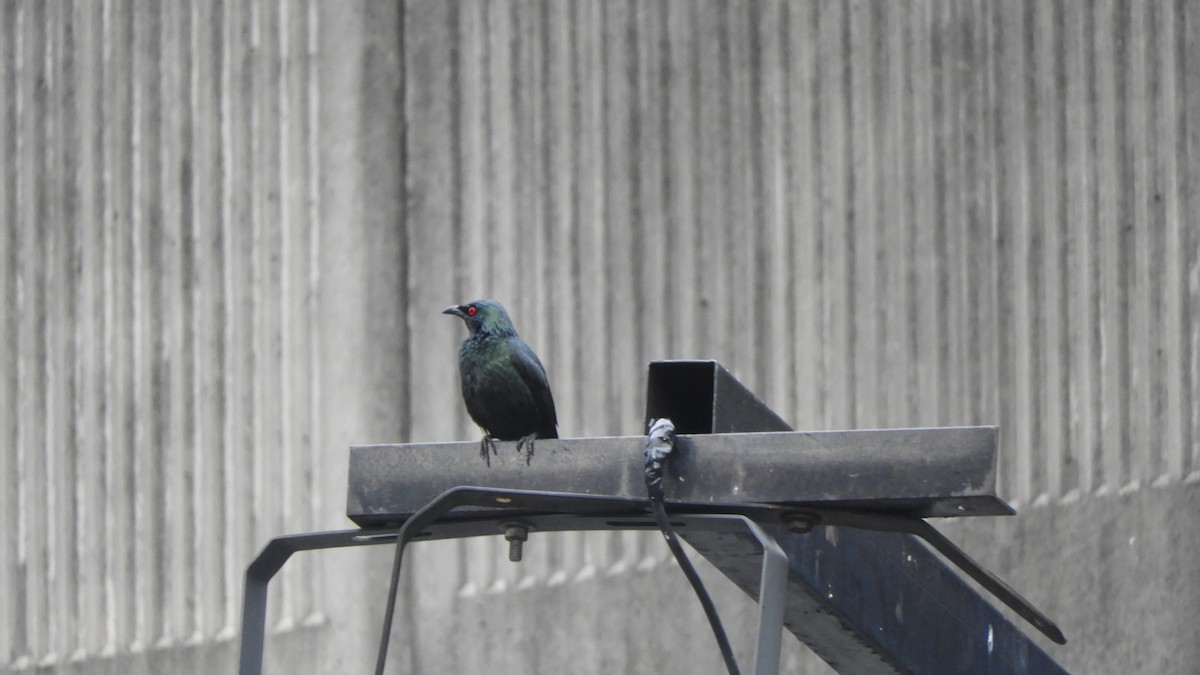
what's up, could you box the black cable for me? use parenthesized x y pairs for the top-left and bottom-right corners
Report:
(644, 419), (742, 675)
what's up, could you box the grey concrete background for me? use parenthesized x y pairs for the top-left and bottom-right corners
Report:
(2, 1), (1197, 673)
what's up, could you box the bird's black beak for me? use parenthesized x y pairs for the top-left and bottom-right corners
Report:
(443, 305), (465, 318)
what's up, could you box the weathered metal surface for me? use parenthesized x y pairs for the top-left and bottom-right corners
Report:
(685, 523), (1070, 674)
(649, 361), (1067, 674)
(346, 426), (1008, 526)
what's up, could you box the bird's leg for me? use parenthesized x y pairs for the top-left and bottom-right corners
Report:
(516, 434), (537, 466)
(480, 435), (498, 467)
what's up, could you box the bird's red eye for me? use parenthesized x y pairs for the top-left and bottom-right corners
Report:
(467, 306), (476, 316)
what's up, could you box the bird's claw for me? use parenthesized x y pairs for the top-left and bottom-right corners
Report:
(480, 436), (498, 467)
(516, 434), (536, 466)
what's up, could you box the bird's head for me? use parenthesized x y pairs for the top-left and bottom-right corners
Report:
(443, 299), (518, 338)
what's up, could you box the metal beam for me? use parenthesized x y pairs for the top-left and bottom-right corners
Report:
(347, 427), (1009, 526)
(646, 360), (1067, 674)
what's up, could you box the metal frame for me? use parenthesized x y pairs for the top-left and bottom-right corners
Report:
(238, 360), (1068, 674)
(238, 487), (790, 675)
(646, 361), (1067, 673)
(239, 529), (390, 675)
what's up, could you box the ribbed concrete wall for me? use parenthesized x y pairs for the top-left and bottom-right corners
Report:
(3, 1), (1198, 674)
(0, 0), (328, 670)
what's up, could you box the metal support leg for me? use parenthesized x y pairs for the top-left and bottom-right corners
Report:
(238, 529), (397, 675)
(675, 514), (788, 675)
(744, 518), (788, 675)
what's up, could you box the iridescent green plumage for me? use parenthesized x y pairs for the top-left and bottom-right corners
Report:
(444, 300), (558, 464)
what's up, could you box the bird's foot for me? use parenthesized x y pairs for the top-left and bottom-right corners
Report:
(516, 434), (537, 466)
(480, 436), (498, 467)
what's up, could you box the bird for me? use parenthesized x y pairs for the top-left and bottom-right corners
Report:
(443, 300), (558, 465)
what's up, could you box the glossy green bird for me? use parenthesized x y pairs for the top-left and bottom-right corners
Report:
(443, 300), (558, 464)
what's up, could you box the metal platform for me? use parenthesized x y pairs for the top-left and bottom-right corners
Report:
(348, 426), (1010, 524)
(239, 360), (1067, 675)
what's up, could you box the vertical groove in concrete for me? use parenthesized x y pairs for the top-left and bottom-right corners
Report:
(0, 0), (322, 667)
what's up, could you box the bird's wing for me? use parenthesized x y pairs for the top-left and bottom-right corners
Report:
(509, 340), (558, 436)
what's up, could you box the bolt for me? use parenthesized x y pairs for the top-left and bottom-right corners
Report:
(503, 524), (529, 562)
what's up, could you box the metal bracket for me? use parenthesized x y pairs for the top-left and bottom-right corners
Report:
(237, 488), (790, 675)
(369, 486), (791, 675)
(238, 529), (396, 675)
